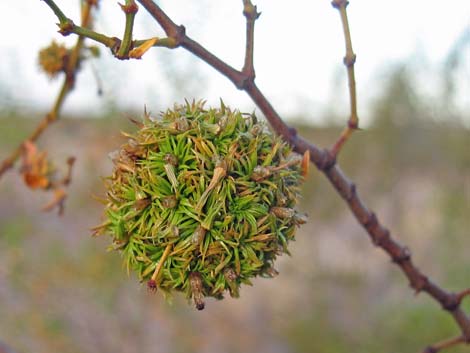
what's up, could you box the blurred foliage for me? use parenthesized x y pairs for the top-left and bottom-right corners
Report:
(0, 64), (469, 353)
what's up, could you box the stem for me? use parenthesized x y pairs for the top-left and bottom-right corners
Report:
(423, 335), (466, 353)
(43, 0), (118, 49)
(244, 81), (295, 140)
(42, 0), (68, 24)
(181, 36), (247, 88)
(117, 0), (139, 58)
(43, 0), (175, 57)
(136, 0), (246, 87)
(72, 26), (118, 49)
(0, 83), (67, 178)
(133, 37), (177, 48)
(242, 0), (259, 79)
(330, 0), (359, 157)
(150, 243), (172, 282)
(134, 0), (181, 39)
(457, 289), (470, 303)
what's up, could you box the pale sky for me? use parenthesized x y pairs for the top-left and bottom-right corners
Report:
(0, 1), (468, 124)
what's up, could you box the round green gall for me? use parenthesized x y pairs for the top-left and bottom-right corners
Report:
(94, 100), (308, 310)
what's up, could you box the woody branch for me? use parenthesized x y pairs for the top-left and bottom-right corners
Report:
(34, 0), (470, 351)
(135, 1), (469, 351)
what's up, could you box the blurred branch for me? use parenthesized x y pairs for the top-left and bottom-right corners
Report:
(330, 0), (359, 157)
(41, 0), (176, 58)
(0, 2), (97, 179)
(457, 288), (470, 303)
(424, 335), (466, 353)
(133, 0), (470, 351)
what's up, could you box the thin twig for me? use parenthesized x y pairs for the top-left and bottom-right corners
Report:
(242, 0), (260, 80)
(116, 0), (139, 58)
(147, 243), (172, 291)
(135, 0), (248, 88)
(423, 335), (466, 353)
(42, 0), (68, 24)
(457, 288), (470, 303)
(0, 2), (97, 180)
(41, 0), (176, 56)
(330, 0), (359, 157)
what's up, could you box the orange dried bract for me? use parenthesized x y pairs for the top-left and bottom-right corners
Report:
(21, 141), (51, 190)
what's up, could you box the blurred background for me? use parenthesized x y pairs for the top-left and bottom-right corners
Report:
(0, 1), (469, 353)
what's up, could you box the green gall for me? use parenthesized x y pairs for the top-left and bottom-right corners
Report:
(94, 100), (307, 309)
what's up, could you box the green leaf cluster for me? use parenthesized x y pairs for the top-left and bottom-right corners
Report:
(95, 100), (306, 309)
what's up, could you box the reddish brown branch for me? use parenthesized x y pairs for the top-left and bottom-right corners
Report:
(136, 0), (251, 89)
(423, 335), (466, 353)
(31, 0), (469, 350)
(135, 1), (470, 350)
(242, 0), (260, 80)
(457, 289), (470, 303)
(330, 0), (359, 157)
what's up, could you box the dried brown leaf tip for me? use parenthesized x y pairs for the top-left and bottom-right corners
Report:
(96, 100), (308, 309)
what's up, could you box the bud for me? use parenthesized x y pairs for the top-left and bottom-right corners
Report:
(189, 272), (205, 310)
(191, 225), (207, 246)
(161, 195), (177, 209)
(251, 165), (271, 182)
(38, 41), (70, 78)
(147, 279), (157, 292)
(271, 207), (295, 219)
(223, 267), (239, 298)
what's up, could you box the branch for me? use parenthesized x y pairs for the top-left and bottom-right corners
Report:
(42, 0), (68, 24)
(133, 1), (470, 350)
(41, 0), (176, 57)
(423, 335), (466, 353)
(135, 0), (249, 88)
(116, 1), (139, 58)
(242, 0), (260, 79)
(457, 288), (470, 303)
(34, 0), (470, 350)
(330, 0), (359, 157)
(0, 2), (96, 179)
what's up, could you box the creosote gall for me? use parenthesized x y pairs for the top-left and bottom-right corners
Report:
(94, 100), (307, 310)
